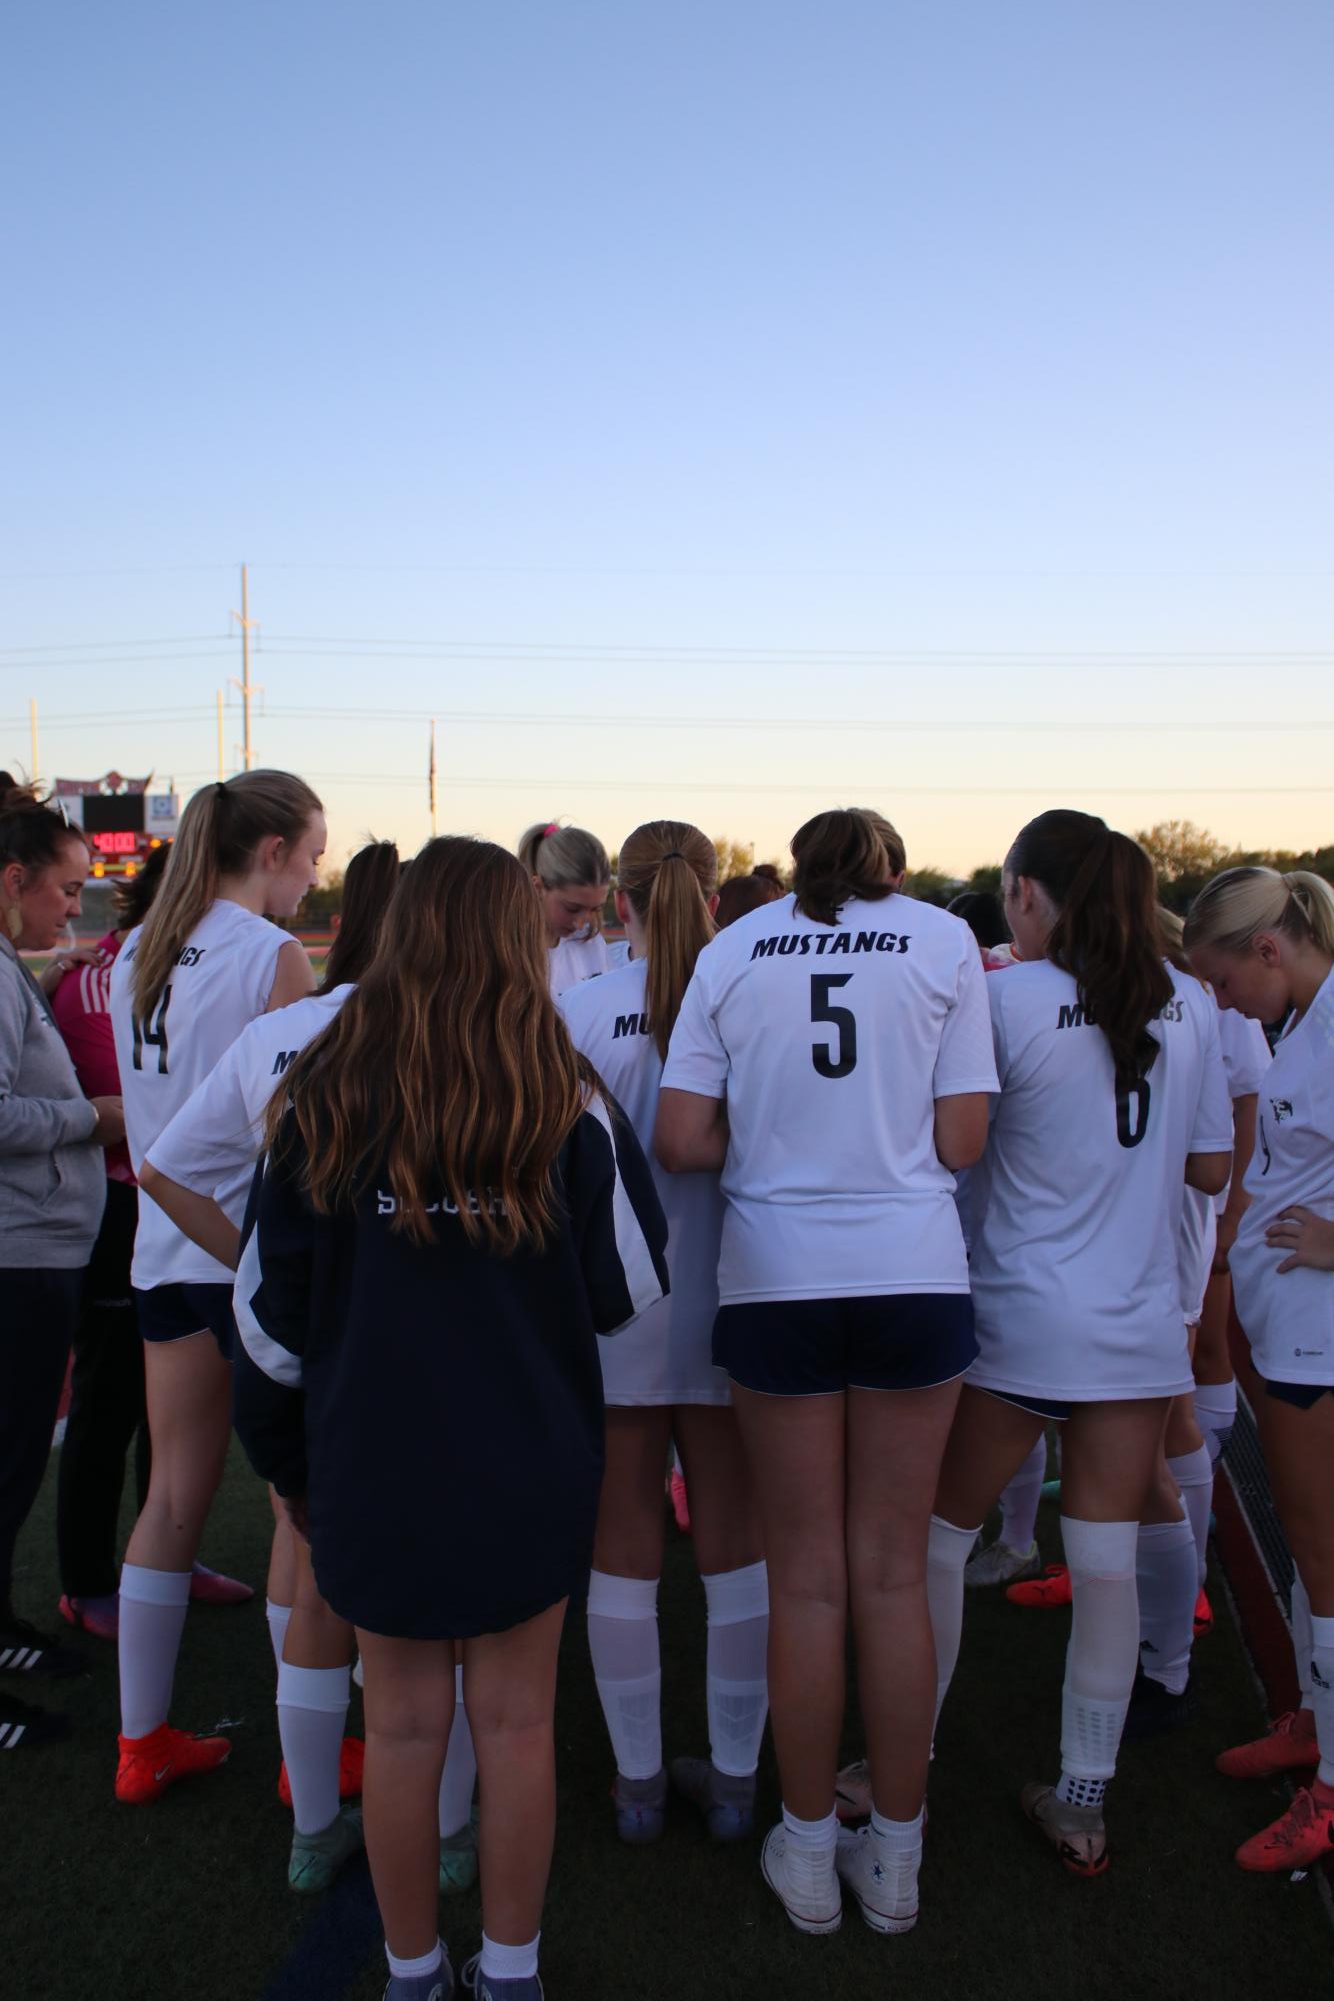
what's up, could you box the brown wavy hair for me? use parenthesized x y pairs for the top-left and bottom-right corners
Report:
(319, 840), (402, 993)
(791, 807), (906, 925)
(265, 836), (594, 1253)
(1007, 811), (1173, 1084)
(617, 820), (717, 1058)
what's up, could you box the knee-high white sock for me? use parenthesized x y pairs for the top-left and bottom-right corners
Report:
(587, 1571), (661, 1780)
(266, 1599), (292, 1672)
(1059, 1518), (1139, 1799)
(439, 1664), (477, 1837)
(277, 1661), (349, 1835)
(1308, 1612), (1334, 1788)
(1192, 1382), (1236, 1467)
(702, 1560), (769, 1779)
(118, 1564), (191, 1739)
(926, 1515), (982, 1729)
(1167, 1445), (1214, 1590)
(1292, 1569), (1315, 1705)
(999, 1437), (1047, 1553)
(1136, 1516), (1197, 1695)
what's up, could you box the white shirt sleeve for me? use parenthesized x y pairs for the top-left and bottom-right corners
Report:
(932, 944), (1001, 1098)
(1217, 1008), (1271, 1099)
(146, 1042), (258, 1197)
(661, 961), (728, 1100)
(1190, 1005), (1236, 1155)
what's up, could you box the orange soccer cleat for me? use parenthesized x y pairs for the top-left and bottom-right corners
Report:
(115, 1722), (231, 1804)
(1234, 1783), (1334, 1873)
(1006, 1564), (1072, 1609)
(1215, 1708), (1320, 1780)
(278, 1733), (365, 1808)
(1194, 1587), (1214, 1637)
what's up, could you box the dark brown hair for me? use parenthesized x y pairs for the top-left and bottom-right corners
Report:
(266, 837), (595, 1254)
(716, 872), (785, 929)
(790, 808), (906, 926)
(0, 773), (88, 876)
(113, 843), (170, 931)
(617, 820), (717, 1059)
(1007, 810), (1173, 1083)
(319, 841), (402, 993)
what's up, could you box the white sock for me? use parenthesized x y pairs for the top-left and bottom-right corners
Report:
(780, 1803), (838, 1891)
(1136, 1516), (1197, 1695)
(1308, 1611), (1334, 1788)
(1056, 1771), (1106, 1809)
(479, 1933), (540, 1982)
(1293, 1569), (1315, 1703)
(1060, 1518), (1138, 1782)
(587, 1571), (661, 1780)
(118, 1564), (190, 1740)
(1167, 1445), (1214, 1589)
(868, 1805), (923, 1909)
(266, 1599), (292, 1672)
(439, 1665), (477, 1837)
(999, 1436), (1047, 1552)
(385, 1939), (444, 1980)
(702, 1560), (769, 1779)
(1193, 1381), (1236, 1466)
(926, 1515), (982, 1728)
(277, 1661), (349, 1835)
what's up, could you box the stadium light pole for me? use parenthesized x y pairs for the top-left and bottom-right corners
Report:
(29, 697), (39, 787)
(229, 562), (261, 770)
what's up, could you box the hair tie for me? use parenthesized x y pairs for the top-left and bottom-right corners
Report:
(542, 822), (559, 837)
(215, 781), (228, 800)
(662, 850), (684, 861)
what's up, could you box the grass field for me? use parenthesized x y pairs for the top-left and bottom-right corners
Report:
(6, 1449), (1331, 2001)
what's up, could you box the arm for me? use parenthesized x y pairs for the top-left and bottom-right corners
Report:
(138, 1160), (242, 1270)
(1213, 1092), (1257, 1269)
(933, 1092), (990, 1171)
(1186, 1150), (1232, 1197)
(0, 972), (99, 1152)
(265, 937), (316, 1012)
(655, 1087), (728, 1174)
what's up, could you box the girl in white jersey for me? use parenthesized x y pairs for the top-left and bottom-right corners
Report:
(559, 821), (767, 1847)
(518, 821), (611, 996)
(925, 812), (1232, 1881)
(108, 769), (325, 1805)
(658, 807), (996, 1939)
(1186, 867), (1334, 1874)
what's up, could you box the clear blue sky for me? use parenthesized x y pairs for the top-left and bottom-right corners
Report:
(5, 1), (1332, 874)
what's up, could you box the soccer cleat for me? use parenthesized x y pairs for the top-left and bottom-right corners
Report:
(1019, 1782), (1108, 1877)
(58, 1593), (119, 1642)
(1194, 1588), (1214, 1637)
(288, 1804), (363, 1893)
(612, 1766), (667, 1844)
(1006, 1564), (1072, 1609)
(0, 1617), (87, 1678)
(0, 1694), (71, 1750)
(1234, 1784), (1334, 1872)
(189, 1562), (254, 1606)
(669, 1755), (756, 1841)
(760, 1825), (842, 1934)
(1215, 1708), (1320, 1780)
(669, 1467), (691, 1534)
(278, 1734), (364, 1807)
(115, 1721), (231, 1803)
(439, 1808), (480, 1893)
(835, 1758), (873, 1824)
(964, 1539), (1042, 1589)
(1123, 1667), (1196, 1741)
(834, 1824), (919, 1934)
(385, 1959), (455, 2001)
(460, 1956), (542, 2001)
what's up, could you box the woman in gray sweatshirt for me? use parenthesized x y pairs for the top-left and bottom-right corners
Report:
(0, 774), (124, 1748)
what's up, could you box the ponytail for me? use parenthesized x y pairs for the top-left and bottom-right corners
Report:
(517, 820), (610, 895)
(790, 807), (906, 926)
(1184, 865), (1334, 961)
(617, 820), (717, 1059)
(1007, 810), (1172, 1084)
(133, 769), (322, 1017)
(320, 840), (402, 993)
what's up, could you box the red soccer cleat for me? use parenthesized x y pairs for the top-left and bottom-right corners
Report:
(115, 1722), (231, 1804)
(189, 1562), (254, 1606)
(1235, 1783), (1334, 1872)
(1215, 1708), (1320, 1780)
(278, 1734), (365, 1808)
(1006, 1564), (1072, 1609)
(669, 1468), (691, 1535)
(1194, 1587), (1214, 1637)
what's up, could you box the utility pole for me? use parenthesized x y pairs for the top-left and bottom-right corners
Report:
(29, 697), (39, 786)
(217, 691), (226, 781)
(229, 562), (261, 769)
(429, 719), (438, 836)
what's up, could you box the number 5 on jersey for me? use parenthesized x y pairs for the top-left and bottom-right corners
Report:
(132, 984), (172, 1075)
(811, 973), (857, 1078)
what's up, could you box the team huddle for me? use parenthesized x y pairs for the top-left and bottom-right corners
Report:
(5, 772), (1334, 2001)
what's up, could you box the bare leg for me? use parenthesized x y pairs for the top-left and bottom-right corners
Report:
(357, 1629), (454, 1960)
(591, 1409), (672, 1579)
(674, 1404), (762, 1577)
(124, 1334), (232, 1573)
(465, 1598), (568, 1946)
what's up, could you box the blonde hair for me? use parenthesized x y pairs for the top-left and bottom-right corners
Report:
(618, 820), (717, 1059)
(1184, 867), (1334, 961)
(132, 770), (323, 1017)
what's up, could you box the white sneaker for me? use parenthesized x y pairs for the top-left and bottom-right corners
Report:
(963, 1539), (1041, 1588)
(835, 1825), (919, 1934)
(760, 1824), (842, 1935)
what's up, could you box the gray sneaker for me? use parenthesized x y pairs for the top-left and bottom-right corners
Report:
(383, 1953), (454, 2001)
(1019, 1781), (1108, 1877)
(669, 1755), (756, 1842)
(964, 1539), (1042, 1588)
(460, 1954), (543, 2001)
(613, 1766), (667, 1844)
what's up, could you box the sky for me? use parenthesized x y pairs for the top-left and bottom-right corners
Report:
(4, 0), (1333, 876)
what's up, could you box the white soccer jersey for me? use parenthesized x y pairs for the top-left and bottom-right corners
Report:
(1212, 1004), (1272, 1215)
(967, 961), (1234, 1401)
(560, 958), (727, 1405)
(660, 892), (998, 1304)
(1177, 1002), (1273, 1321)
(146, 986), (351, 1231)
(1229, 966), (1334, 1385)
(548, 929), (609, 997)
(111, 899), (295, 1288)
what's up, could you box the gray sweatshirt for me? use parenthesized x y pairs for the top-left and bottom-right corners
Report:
(0, 936), (106, 1267)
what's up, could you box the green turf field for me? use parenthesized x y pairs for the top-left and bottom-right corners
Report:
(7, 1452), (1331, 2001)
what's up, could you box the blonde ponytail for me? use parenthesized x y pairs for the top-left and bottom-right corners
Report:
(1184, 865), (1334, 962)
(1282, 871), (1334, 956)
(617, 820), (717, 1059)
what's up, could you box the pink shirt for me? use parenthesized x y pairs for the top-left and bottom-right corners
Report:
(50, 932), (134, 1184)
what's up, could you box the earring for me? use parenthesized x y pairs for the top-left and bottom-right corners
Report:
(3, 902), (21, 942)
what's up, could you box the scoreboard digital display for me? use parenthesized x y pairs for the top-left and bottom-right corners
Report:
(90, 830), (139, 855)
(82, 794), (146, 836)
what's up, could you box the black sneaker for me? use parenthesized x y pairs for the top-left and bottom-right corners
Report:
(1123, 1665), (1195, 1740)
(0, 1693), (72, 1749)
(0, 1618), (87, 1679)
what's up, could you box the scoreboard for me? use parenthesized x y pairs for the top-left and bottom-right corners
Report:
(55, 774), (181, 880)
